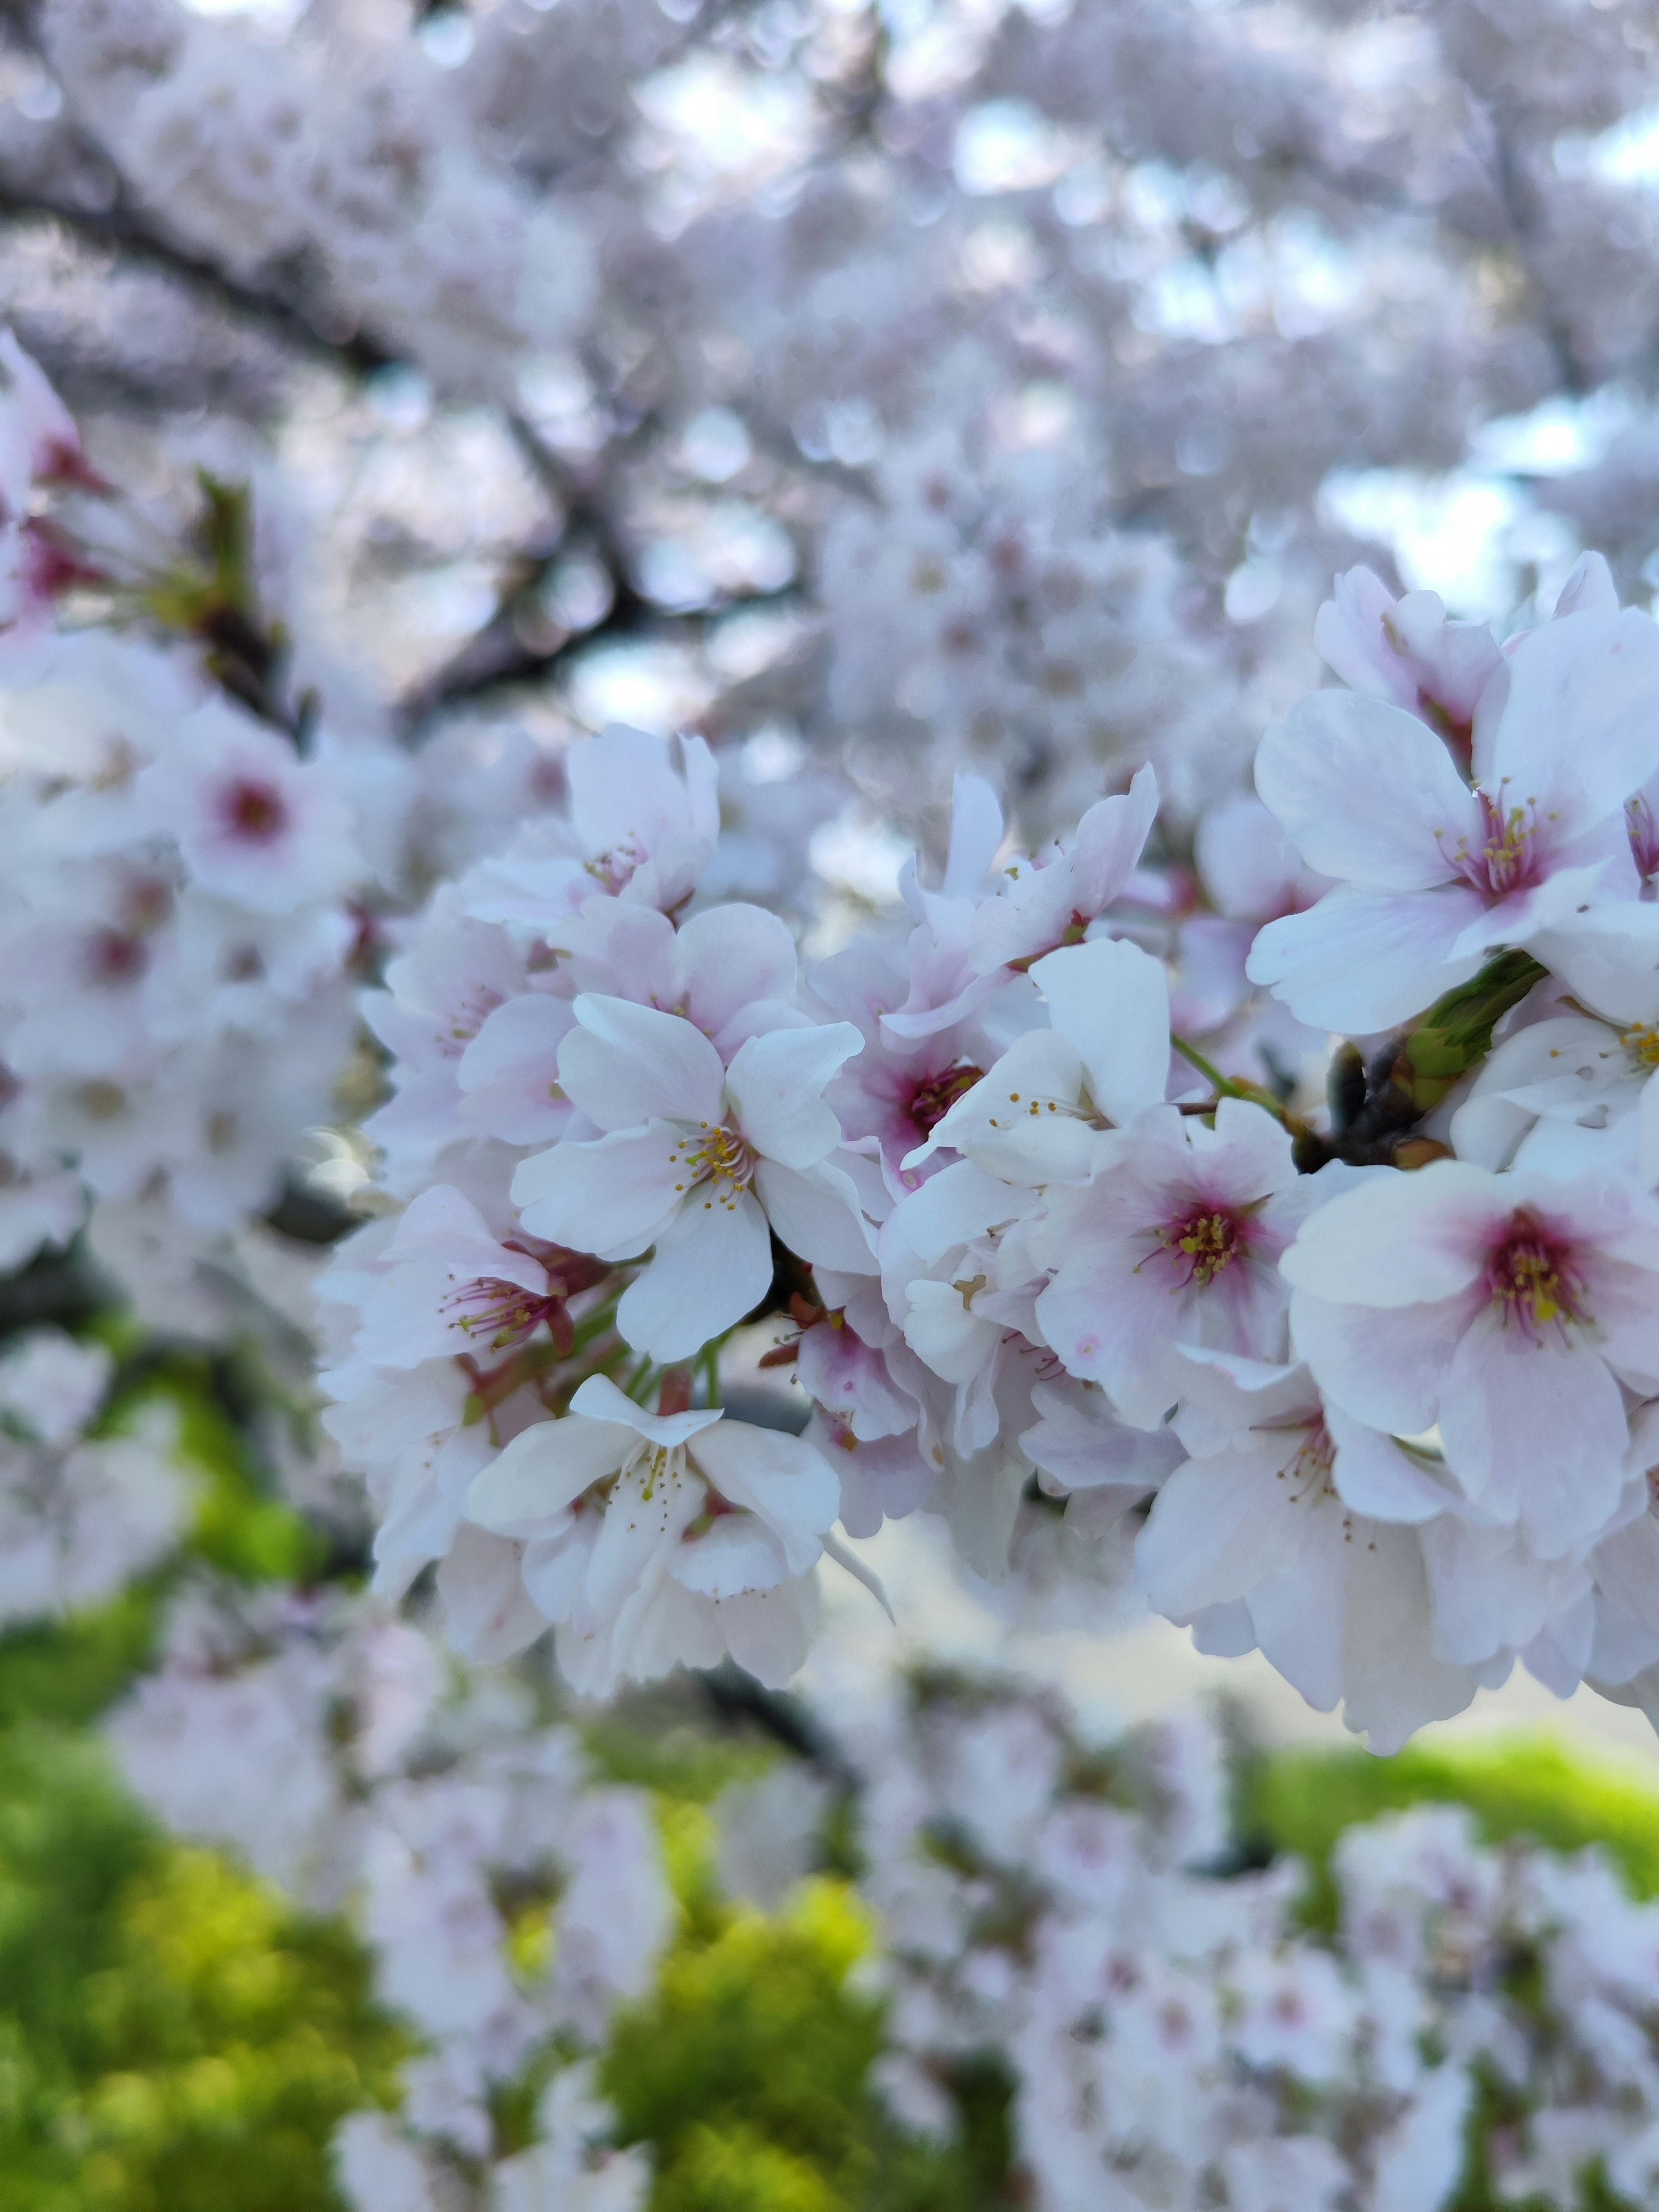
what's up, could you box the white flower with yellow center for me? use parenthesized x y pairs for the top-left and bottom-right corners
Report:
(510, 995), (871, 1361)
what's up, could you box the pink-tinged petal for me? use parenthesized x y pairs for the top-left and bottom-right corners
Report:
(754, 1158), (876, 1273)
(1254, 689), (1480, 891)
(457, 993), (576, 1144)
(512, 1125), (682, 1257)
(673, 903), (799, 1030)
(1340, 1527), (1478, 1753)
(586, 1451), (705, 1618)
(798, 1324), (917, 1441)
(616, 1188), (773, 1360)
(1448, 856), (1633, 965)
(1594, 1513), (1659, 1638)
(385, 1184), (536, 1279)
(1479, 605), (1659, 826)
(725, 1021), (863, 1168)
(942, 773), (1004, 897)
(1248, 1504), (1350, 1710)
(1528, 904), (1659, 1024)
(669, 1516), (791, 1597)
(1020, 1377), (1183, 1493)
(690, 1421), (839, 1572)
(1422, 1516), (1592, 1667)
(1138, 1444), (1304, 1615)
(1247, 885), (1484, 1032)
(437, 1524), (547, 1662)
(569, 1373), (725, 1446)
(884, 1160), (1030, 1268)
(1327, 1407), (1462, 1523)
(717, 1582), (819, 1688)
(1035, 1242), (1185, 1428)
(1030, 936), (1170, 1128)
(914, 1030), (1097, 1184)
(1282, 1161), (1506, 1308)
(467, 1417), (635, 1532)
(1289, 1287), (1467, 1435)
(1437, 1311), (1629, 1557)
(969, 767), (1158, 972)
(558, 995), (726, 1130)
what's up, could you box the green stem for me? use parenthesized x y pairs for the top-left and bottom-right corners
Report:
(1170, 1032), (1285, 1115)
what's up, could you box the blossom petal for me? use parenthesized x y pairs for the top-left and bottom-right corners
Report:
(1290, 1287), (1465, 1435)
(467, 1417), (635, 1532)
(1437, 1310), (1629, 1557)
(691, 1420), (839, 1573)
(616, 1188), (773, 1359)
(512, 1124), (682, 1257)
(1247, 885), (1484, 1032)
(558, 995), (726, 1130)
(1282, 1162), (1504, 1309)
(725, 1022), (864, 1168)
(1479, 605), (1659, 825)
(1031, 936), (1170, 1128)
(1254, 689), (1479, 891)
(1137, 1446), (1303, 1616)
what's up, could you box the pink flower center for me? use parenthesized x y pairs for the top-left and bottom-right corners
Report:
(84, 928), (148, 989)
(909, 1061), (985, 1135)
(447, 1274), (568, 1353)
(1156, 1202), (1243, 1289)
(1441, 789), (1548, 902)
(584, 837), (646, 895)
(1628, 794), (1659, 887)
(671, 1120), (757, 1211)
(1483, 1210), (1588, 1340)
(219, 776), (290, 845)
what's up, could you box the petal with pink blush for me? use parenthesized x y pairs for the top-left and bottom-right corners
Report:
(1437, 1309), (1629, 1557)
(1255, 688), (1480, 892)
(1248, 883), (1485, 1032)
(558, 995), (727, 1130)
(616, 1187), (774, 1360)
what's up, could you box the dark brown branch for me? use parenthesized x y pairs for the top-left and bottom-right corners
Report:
(0, 173), (400, 377)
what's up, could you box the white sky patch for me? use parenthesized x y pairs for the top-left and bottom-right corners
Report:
(1318, 468), (1581, 621)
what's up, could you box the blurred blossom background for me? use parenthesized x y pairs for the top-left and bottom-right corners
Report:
(7, 0), (1659, 2206)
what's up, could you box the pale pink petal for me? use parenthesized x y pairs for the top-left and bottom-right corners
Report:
(725, 1021), (864, 1167)
(1290, 1287), (1468, 1435)
(1247, 884), (1484, 1031)
(1031, 935), (1170, 1128)
(691, 1420), (839, 1571)
(1340, 1527), (1479, 1753)
(754, 1157), (876, 1272)
(669, 1516), (791, 1596)
(1254, 689), (1479, 891)
(1138, 1446), (1303, 1617)
(1479, 606), (1659, 826)
(1328, 1407), (1463, 1523)
(467, 1417), (635, 1532)
(1282, 1161), (1504, 1308)
(558, 995), (726, 1129)
(512, 1124), (682, 1257)
(1437, 1312), (1629, 1557)
(616, 1188), (773, 1358)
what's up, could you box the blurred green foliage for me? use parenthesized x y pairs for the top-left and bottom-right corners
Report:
(2, 1354), (1659, 2209)
(1242, 1732), (1659, 1931)
(0, 1723), (406, 2212)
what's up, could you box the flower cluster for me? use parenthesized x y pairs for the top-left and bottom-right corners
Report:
(0, 1324), (187, 1620)
(824, 1670), (1659, 2212)
(317, 552), (1659, 1751)
(109, 1579), (672, 2194)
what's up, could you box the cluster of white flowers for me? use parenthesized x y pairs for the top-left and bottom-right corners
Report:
(108, 1580), (670, 2203)
(825, 1670), (1659, 2212)
(0, 1323), (187, 1619)
(313, 546), (1659, 1753)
